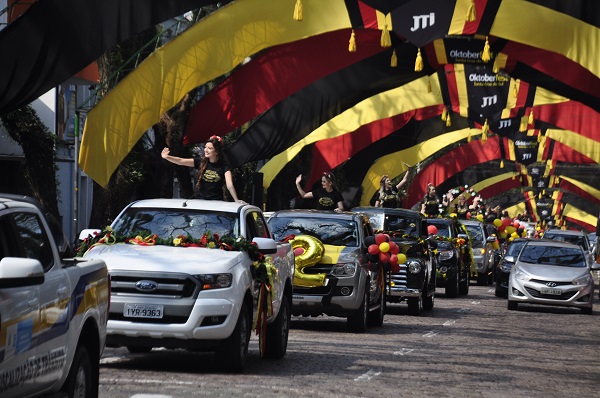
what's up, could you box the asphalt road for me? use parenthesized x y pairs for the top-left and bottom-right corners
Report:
(99, 273), (600, 398)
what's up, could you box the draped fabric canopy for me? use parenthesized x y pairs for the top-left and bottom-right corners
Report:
(2, 0), (599, 229)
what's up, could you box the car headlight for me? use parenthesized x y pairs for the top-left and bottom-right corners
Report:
(498, 263), (513, 272)
(407, 260), (422, 274)
(572, 273), (592, 286)
(514, 269), (530, 281)
(438, 250), (454, 261)
(473, 248), (484, 256)
(193, 273), (232, 290)
(332, 261), (357, 277)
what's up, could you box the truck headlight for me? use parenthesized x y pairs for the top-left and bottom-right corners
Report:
(193, 273), (232, 290)
(438, 250), (454, 261)
(332, 261), (357, 277)
(572, 273), (592, 286)
(407, 260), (421, 274)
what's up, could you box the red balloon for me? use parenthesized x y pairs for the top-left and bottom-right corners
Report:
(502, 218), (512, 227)
(294, 247), (305, 256)
(513, 221), (520, 229)
(427, 225), (438, 235)
(390, 254), (398, 265)
(379, 252), (390, 263)
(375, 233), (388, 245)
(466, 212), (471, 219)
(389, 241), (399, 254)
(368, 244), (380, 255)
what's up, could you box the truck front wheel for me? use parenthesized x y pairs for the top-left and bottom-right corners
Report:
(216, 303), (251, 373)
(264, 289), (291, 359)
(347, 287), (368, 333)
(61, 345), (96, 398)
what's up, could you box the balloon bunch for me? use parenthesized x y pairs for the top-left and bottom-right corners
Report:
(365, 233), (407, 273)
(492, 218), (526, 241)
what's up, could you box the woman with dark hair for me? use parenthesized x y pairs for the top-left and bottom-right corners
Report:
(161, 135), (244, 203)
(295, 172), (344, 212)
(420, 183), (449, 216)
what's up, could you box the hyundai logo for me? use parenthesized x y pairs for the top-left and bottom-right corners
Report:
(545, 282), (557, 287)
(135, 280), (158, 291)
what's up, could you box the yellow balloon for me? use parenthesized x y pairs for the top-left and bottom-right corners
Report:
(397, 253), (407, 264)
(476, 214), (484, 222)
(493, 219), (502, 227)
(511, 232), (519, 239)
(499, 231), (507, 239)
(379, 242), (390, 253)
(505, 226), (516, 234)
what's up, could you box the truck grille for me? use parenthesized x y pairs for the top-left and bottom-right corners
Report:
(389, 264), (408, 288)
(109, 271), (199, 298)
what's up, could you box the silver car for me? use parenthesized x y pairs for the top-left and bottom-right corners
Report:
(507, 240), (594, 314)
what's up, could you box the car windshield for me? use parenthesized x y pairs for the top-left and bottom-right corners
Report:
(364, 213), (418, 236)
(111, 208), (239, 239)
(465, 225), (484, 248)
(268, 217), (358, 246)
(544, 233), (588, 250)
(428, 221), (451, 238)
(506, 240), (527, 257)
(518, 245), (586, 267)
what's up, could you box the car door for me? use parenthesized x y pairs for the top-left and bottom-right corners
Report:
(12, 211), (69, 390)
(0, 210), (42, 398)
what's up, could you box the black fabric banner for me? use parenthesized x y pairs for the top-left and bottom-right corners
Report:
(0, 0), (218, 115)
(464, 64), (511, 124)
(389, 0), (456, 47)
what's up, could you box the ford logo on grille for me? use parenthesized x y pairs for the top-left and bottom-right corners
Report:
(135, 280), (158, 291)
(545, 282), (557, 287)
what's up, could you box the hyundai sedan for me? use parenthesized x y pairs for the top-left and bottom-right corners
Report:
(507, 240), (594, 314)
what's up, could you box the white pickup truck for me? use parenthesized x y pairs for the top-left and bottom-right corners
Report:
(79, 199), (294, 372)
(0, 194), (109, 398)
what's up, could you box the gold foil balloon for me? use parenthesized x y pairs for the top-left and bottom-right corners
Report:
(291, 235), (326, 287)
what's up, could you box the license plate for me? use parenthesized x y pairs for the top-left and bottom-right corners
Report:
(540, 288), (561, 295)
(123, 304), (164, 318)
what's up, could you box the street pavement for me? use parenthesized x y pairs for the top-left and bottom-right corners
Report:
(99, 272), (600, 398)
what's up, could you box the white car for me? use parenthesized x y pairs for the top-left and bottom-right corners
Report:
(507, 239), (593, 314)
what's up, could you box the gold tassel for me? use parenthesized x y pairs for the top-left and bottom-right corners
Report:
(441, 107), (448, 121)
(481, 131), (487, 143)
(512, 174), (515, 180)
(537, 132), (542, 142)
(390, 49), (397, 67)
(293, 0), (303, 21)
(427, 75), (432, 93)
(482, 36), (491, 62)
(519, 115), (527, 132)
(466, 0), (476, 22)
(528, 109), (534, 125)
(500, 159), (504, 168)
(446, 113), (451, 126)
(513, 80), (519, 98)
(414, 48), (423, 72)
(467, 130), (472, 142)
(348, 30), (356, 52)
(381, 24), (391, 48)
(492, 57), (499, 73)
(482, 118), (489, 136)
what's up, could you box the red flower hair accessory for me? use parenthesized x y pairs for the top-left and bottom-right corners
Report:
(209, 135), (222, 142)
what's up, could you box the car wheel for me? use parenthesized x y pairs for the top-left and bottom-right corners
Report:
(61, 345), (96, 398)
(347, 287), (368, 333)
(423, 285), (434, 311)
(507, 301), (518, 311)
(581, 306), (593, 315)
(459, 269), (469, 296)
(476, 272), (488, 286)
(126, 346), (152, 354)
(264, 288), (291, 359)
(367, 282), (385, 327)
(494, 283), (506, 298)
(407, 294), (423, 316)
(216, 303), (251, 372)
(445, 271), (459, 298)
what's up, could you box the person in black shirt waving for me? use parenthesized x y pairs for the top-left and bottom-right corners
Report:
(295, 172), (344, 212)
(161, 135), (244, 203)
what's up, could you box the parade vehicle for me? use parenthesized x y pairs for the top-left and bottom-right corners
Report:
(79, 199), (294, 372)
(426, 217), (473, 298)
(352, 207), (437, 316)
(541, 229), (594, 268)
(0, 194), (109, 398)
(462, 220), (498, 286)
(267, 209), (385, 332)
(507, 239), (594, 314)
(495, 238), (530, 298)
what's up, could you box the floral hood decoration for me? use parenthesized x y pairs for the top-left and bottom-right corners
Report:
(76, 227), (272, 283)
(374, 229), (424, 244)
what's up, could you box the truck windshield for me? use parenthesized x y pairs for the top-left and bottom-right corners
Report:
(111, 208), (239, 240)
(269, 217), (358, 247)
